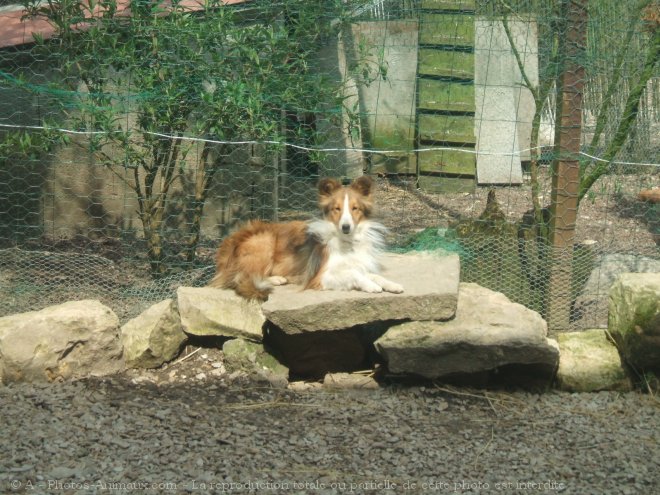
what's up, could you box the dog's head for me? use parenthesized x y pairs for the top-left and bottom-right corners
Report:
(318, 176), (373, 235)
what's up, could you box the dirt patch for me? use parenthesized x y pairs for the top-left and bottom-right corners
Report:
(374, 171), (658, 255)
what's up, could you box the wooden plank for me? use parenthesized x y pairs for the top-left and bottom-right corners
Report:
(418, 149), (476, 175)
(418, 79), (475, 112)
(418, 175), (475, 194)
(418, 49), (474, 79)
(418, 114), (476, 144)
(370, 122), (414, 151)
(421, 0), (476, 11)
(419, 13), (474, 47)
(416, 3), (476, 192)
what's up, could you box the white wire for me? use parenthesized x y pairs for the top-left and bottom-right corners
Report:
(1, 122), (658, 167)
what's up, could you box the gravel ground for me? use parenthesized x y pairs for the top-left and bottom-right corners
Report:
(1, 375), (658, 495)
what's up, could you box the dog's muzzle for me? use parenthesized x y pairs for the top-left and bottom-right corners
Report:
(341, 224), (351, 234)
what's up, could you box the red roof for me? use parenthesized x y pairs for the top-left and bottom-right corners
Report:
(0, 0), (250, 49)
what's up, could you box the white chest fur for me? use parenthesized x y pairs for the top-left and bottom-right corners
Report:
(309, 220), (387, 291)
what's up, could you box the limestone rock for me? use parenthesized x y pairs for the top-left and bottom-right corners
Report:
(609, 273), (660, 371)
(121, 299), (187, 369)
(374, 283), (559, 380)
(556, 329), (632, 392)
(0, 300), (124, 383)
(581, 254), (660, 298)
(222, 339), (288, 388)
(323, 372), (380, 390)
(288, 381), (323, 392)
(262, 252), (460, 334)
(177, 287), (265, 341)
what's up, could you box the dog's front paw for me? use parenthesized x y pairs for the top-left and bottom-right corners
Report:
(383, 282), (404, 294)
(360, 280), (383, 293)
(268, 276), (288, 286)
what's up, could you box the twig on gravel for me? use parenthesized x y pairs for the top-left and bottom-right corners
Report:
(169, 347), (201, 367)
(434, 385), (526, 412)
(352, 369), (376, 376)
(618, 355), (660, 406)
(485, 395), (499, 416)
(641, 376), (660, 405)
(473, 427), (495, 470)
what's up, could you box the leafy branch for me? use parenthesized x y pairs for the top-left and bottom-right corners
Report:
(21, 0), (380, 275)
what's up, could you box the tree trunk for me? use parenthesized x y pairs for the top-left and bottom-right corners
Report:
(546, 0), (587, 332)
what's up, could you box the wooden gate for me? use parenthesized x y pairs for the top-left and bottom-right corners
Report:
(416, 0), (476, 193)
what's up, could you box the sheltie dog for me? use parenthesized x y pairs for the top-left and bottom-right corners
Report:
(209, 176), (404, 301)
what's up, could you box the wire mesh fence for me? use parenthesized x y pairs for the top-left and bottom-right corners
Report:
(0, 0), (658, 330)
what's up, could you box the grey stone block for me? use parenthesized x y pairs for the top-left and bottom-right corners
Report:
(262, 252), (460, 334)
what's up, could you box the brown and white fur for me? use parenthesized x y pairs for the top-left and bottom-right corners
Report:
(209, 176), (403, 300)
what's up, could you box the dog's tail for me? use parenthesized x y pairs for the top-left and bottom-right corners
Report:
(233, 274), (272, 301)
(208, 268), (273, 302)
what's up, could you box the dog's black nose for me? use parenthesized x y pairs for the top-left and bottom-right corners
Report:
(341, 224), (351, 234)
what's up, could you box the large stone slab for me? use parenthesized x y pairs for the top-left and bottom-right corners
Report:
(0, 300), (124, 383)
(262, 252), (460, 334)
(374, 283), (559, 380)
(121, 299), (188, 369)
(609, 273), (660, 371)
(556, 329), (632, 392)
(177, 287), (265, 342)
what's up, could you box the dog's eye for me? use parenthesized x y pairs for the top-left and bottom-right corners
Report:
(333, 206), (341, 212)
(352, 206), (359, 211)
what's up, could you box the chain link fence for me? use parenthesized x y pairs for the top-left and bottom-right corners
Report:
(0, 0), (658, 329)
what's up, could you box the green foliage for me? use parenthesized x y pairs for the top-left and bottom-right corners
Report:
(21, 0), (379, 275)
(395, 217), (596, 321)
(392, 227), (466, 256)
(0, 127), (68, 240)
(0, 127), (67, 163)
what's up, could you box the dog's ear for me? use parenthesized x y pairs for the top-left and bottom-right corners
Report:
(318, 178), (342, 197)
(350, 175), (373, 197)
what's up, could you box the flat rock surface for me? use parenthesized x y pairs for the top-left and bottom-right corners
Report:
(177, 287), (265, 342)
(0, 377), (658, 494)
(262, 252), (460, 334)
(375, 283), (559, 379)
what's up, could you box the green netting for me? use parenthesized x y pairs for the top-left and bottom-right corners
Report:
(0, 0), (658, 330)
